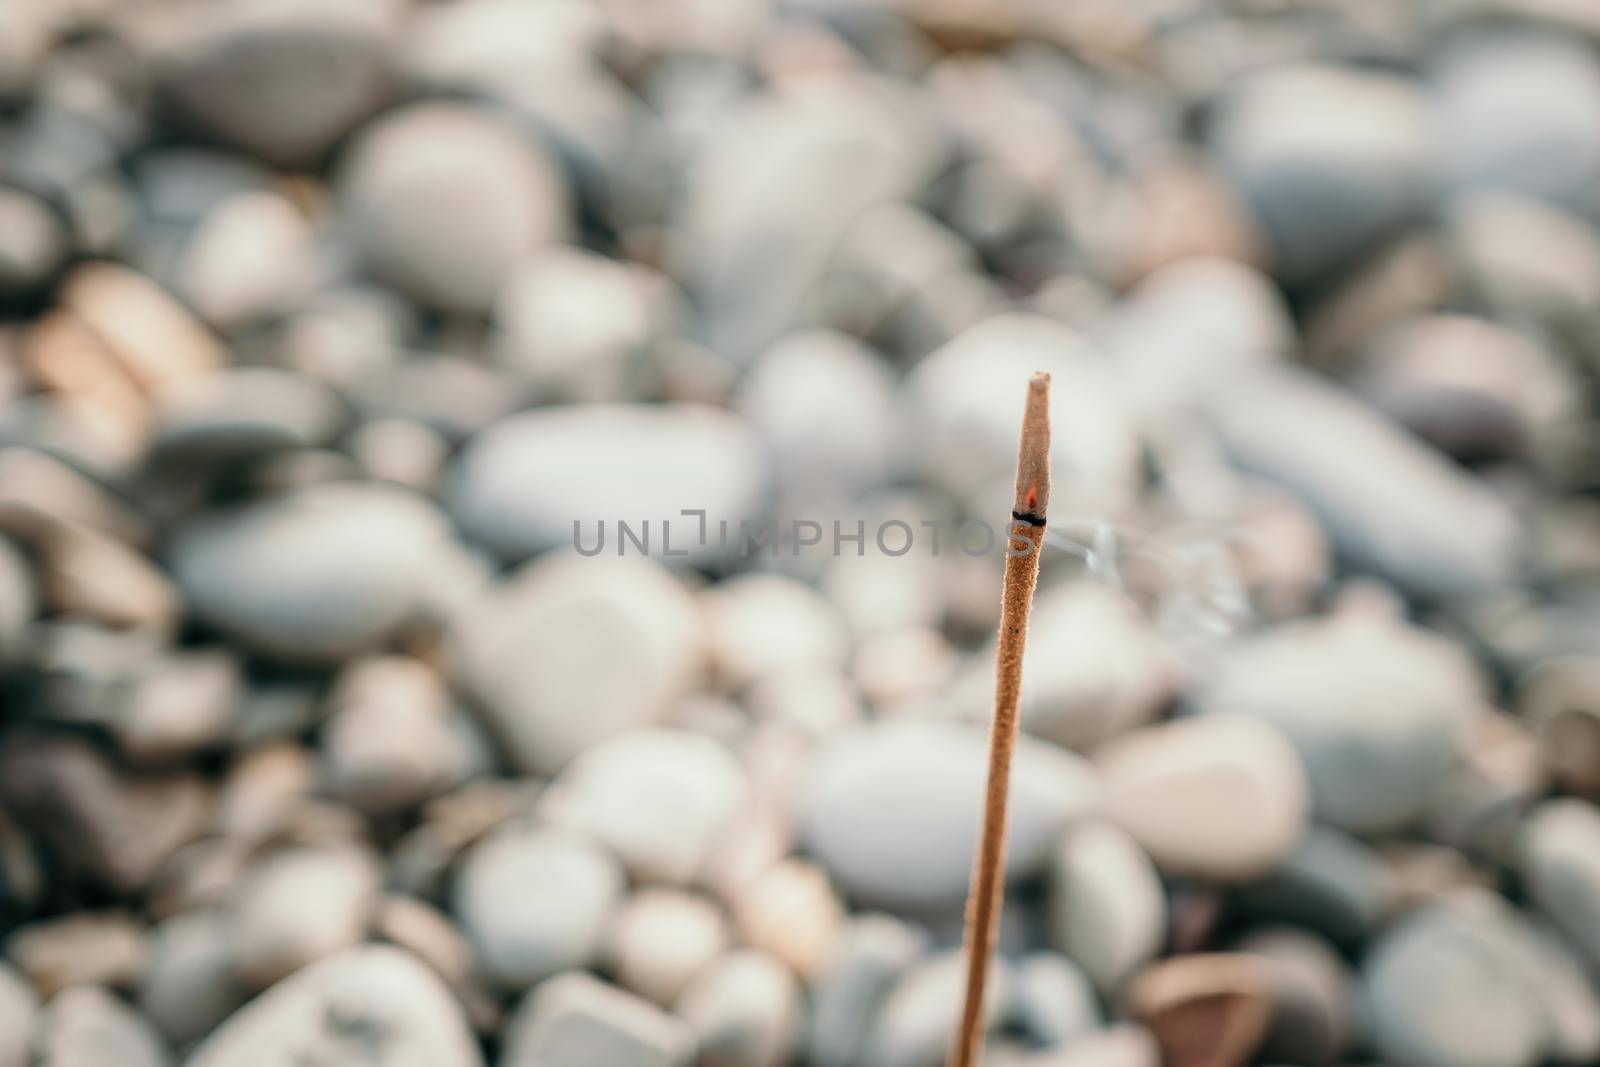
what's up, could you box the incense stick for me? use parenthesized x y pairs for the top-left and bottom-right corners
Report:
(949, 372), (1051, 1067)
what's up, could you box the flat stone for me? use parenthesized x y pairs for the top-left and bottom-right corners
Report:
(799, 719), (1101, 909)
(1097, 714), (1308, 882)
(502, 972), (693, 1067)
(339, 103), (568, 313)
(542, 728), (747, 884)
(171, 483), (455, 661)
(59, 263), (220, 393)
(186, 945), (482, 1067)
(675, 949), (801, 1067)
(151, 367), (344, 469)
(6, 912), (147, 996)
(449, 553), (703, 776)
(1048, 821), (1166, 993)
(447, 403), (767, 566)
(453, 825), (623, 987)
(1196, 612), (1485, 833)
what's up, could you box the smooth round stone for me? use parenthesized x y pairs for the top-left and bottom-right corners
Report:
(1208, 64), (1431, 282)
(502, 972), (694, 1067)
(1352, 315), (1575, 463)
(543, 728), (747, 884)
(115, 650), (240, 764)
(702, 574), (849, 689)
(171, 483), (454, 661)
(608, 890), (729, 1006)
(176, 191), (315, 330)
(153, 368), (344, 469)
(865, 950), (1012, 1067)
(494, 246), (661, 401)
(1447, 193), (1600, 329)
(1048, 821), (1166, 994)
(340, 103), (569, 313)
(1043, 1025), (1161, 1067)
(800, 719), (1101, 909)
(732, 860), (846, 981)
(320, 656), (457, 814)
(0, 962), (36, 1067)
(809, 915), (928, 1067)
(1520, 799), (1600, 970)
(229, 844), (380, 988)
(36, 984), (168, 1067)
(448, 403), (767, 565)
(736, 330), (899, 501)
(453, 826), (623, 988)
(1196, 612), (1484, 833)
(348, 417), (449, 491)
(1433, 31), (1600, 218)
(1097, 714), (1308, 883)
(676, 950), (801, 1067)
(188, 945), (482, 1067)
(1013, 582), (1177, 752)
(1011, 954), (1101, 1049)
(138, 909), (244, 1045)
(449, 553), (703, 776)
(1363, 902), (1546, 1067)
(148, 0), (397, 168)
(6, 911), (148, 996)
(60, 263), (221, 391)
(1517, 657), (1600, 796)
(1126, 954), (1274, 1067)
(350, 355), (519, 443)
(904, 314), (1138, 518)
(0, 186), (66, 295)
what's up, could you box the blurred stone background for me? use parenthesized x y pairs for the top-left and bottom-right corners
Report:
(0, 0), (1598, 1066)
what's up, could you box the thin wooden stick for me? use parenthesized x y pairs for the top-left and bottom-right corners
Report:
(949, 372), (1051, 1067)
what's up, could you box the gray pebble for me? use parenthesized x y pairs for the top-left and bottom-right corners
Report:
(1048, 821), (1165, 994)
(453, 826), (623, 988)
(800, 719), (1101, 909)
(1010, 954), (1101, 1050)
(37, 984), (169, 1067)
(152, 368), (344, 469)
(864, 949), (1011, 1067)
(809, 914), (928, 1067)
(228, 844), (380, 988)
(502, 972), (693, 1067)
(1520, 799), (1600, 971)
(138, 910), (245, 1047)
(0, 961), (36, 1067)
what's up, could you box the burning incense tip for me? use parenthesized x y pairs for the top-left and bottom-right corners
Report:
(950, 374), (1052, 1067)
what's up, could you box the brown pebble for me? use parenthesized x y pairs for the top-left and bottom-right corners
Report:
(1125, 953), (1273, 1067)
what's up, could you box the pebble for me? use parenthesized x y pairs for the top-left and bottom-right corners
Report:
(339, 103), (568, 313)
(1433, 30), (1600, 218)
(58, 263), (221, 393)
(374, 894), (499, 1034)
(1517, 656), (1600, 796)
(608, 889), (729, 1006)
(1033, 1025), (1161, 1067)
(453, 825), (623, 988)
(493, 246), (662, 400)
(319, 656), (456, 814)
(176, 191), (316, 330)
(904, 314), (1138, 518)
(0, 962), (36, 1067)
(228, 844), (380, 988)
(138, 909), (243, 1047)
(1199, 364), (1522, 600)
(731, 859), (846, 981)
(150, 367), (345, 470)
(702, 574), (849, 689)
(1048, 821), (1166, 994)
(115, 650), (240, 764)
(1096, 714), (1309, 882)
(1196, 612), (1484, 833)
(186, 945), (482, 1067)
(0, 185), (66, 296)
(1362, 900), (1547, 1067)
(1519, 799), (1600, 971)
(1125, 953), (1273, 1067)
(171, 482), (454, 661)
(809, 914), (927, 1067)
(6, 911), (147, 996)
(448, 553), (703, 776)
(1208, 64), (1430, 282)
(36, 984), (170, 1067)
(800, 719), (1101, 909)
(675, 949), (802, 1067)
(864, 950), (1011, 1067)
(1227, 826), (1398, 947)
(502, 971), (694, 1067)
(1011, 954), (1101, 1049)
(447, 403), (768, 565)
(0, 536), (34, 663)
(542, 728), (748, 884)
